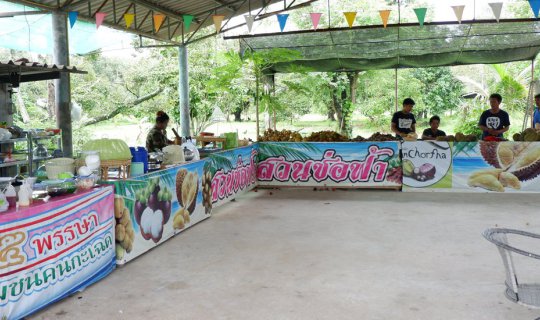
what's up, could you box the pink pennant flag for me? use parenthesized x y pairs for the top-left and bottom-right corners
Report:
(310, 13), (322, 30)
(95, 12), (106, 29)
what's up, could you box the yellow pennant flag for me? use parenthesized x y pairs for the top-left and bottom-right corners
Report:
(213, 14), (226, 33)
(379, 10), (391, 28)
(153, 14), (165, 32)
(124, 13), (134, 29)
(343, 12), (357, 28)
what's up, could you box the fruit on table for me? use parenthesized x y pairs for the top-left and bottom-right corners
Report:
(514, 128), (540, 142)
(259, 129), (303, 142)
(304, 130), (348, 142)
(367, 132), (397, 141)
(114, 197), (134, 259)
(81, 138), (131, 161)
(350, 135), (366, 142)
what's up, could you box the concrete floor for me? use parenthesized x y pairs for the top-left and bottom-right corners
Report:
(29, 189), (540, 320)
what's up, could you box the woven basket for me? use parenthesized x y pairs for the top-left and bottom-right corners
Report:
(100, 159), (131, 180)
(46, 158), (75, 179)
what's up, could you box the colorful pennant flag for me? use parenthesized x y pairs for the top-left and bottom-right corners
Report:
(310, 13), (322, 30)
(124, 13), (134, 29)
(277, 14), (289, 32)
(529, 0), (540, 18)
(489, 2), (503, 22)
(245, 15), (255, 33)
(183, 14), (194, 32)
(414, 8), (427, 26)
(153, 14), (165, 32)
(452, 5), (465, 24)
(68, 11), (78, 28)
(379, 10), (391, 28)
(343, 12), (357, 28)
(213, 14), (226, 33)
(95, 12), (106, 29)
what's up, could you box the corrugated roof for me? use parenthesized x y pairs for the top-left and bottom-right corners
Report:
(4, 0), (290, 44)
(0, 59), (86, 83)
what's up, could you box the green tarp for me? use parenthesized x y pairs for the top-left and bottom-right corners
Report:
(230, 20), (540, 72)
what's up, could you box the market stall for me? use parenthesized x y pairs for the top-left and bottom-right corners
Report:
(0, 186), (116, 320)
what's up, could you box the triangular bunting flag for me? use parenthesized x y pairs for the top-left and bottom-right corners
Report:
(452, 5), (465, 24)
(414, 8), (427, 26)
(310, 13), (322, 30)
(183, 14), (194, 32)
(95, 12), (106, 29)
(529, 0), (540, 18)
(68, 11), (78, 28)
(277, 14), (289, 32)
(153, 14), (165, 32)
(343, 12), (357, 28)
(245, 15), (255, 33)
(124, 13), (134, 29)
(213, 14), (226, 33)
(379, 10), (391, 28)
(489, 2), (503, 22)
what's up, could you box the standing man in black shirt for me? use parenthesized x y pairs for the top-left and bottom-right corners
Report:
(391, 98), (417, 138)
(478, 93), (510, 140)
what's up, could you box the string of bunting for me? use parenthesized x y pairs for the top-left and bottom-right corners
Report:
(63, 1), (540, 33)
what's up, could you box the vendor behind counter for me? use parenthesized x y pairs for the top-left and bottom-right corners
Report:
(421, 116), (446, 140)
(146, 111), (174, 152)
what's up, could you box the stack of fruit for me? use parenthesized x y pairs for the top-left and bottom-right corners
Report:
(259, 129), (303, 142)
(304, 130), (348, 142)
(513, 128), (540, 142)
(368, 132), (397, 141)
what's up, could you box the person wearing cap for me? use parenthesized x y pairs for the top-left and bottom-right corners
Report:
(391, 98), (417, 138)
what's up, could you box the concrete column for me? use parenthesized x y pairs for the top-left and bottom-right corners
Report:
(52, 11), (72, 157)
(178, 45), (191, 137)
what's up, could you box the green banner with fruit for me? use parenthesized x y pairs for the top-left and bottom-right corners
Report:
(402, 141), (540, 193)
(109, 145), (258, 265)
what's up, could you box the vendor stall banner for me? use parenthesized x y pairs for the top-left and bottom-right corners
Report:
(403, 141), (540, 193)
(402, 141), (453, 189)
(206, 145), (259, 209)
(110, 144), (258, 265)
(257, 142), (402, 188)
(111, 160), (210, 265)
(0, 187), (116, 320)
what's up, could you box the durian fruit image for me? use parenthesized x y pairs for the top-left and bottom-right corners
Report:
(468, 169), (521, 192)
(479, 142), (540, 182)
(202, 170), (213, 214)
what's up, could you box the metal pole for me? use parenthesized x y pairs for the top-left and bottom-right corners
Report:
(52, 11), (72, 157)
(178, 44), (191, 137)
(395, 68), (398, 112)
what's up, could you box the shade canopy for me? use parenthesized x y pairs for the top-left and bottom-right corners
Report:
(4, 0), (291, 44)
(227, 19), (540, 73)
(0, 59), (86, 85)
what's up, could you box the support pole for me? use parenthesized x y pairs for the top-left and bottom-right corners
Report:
(395, 68), (398, 112)
(52, 11), (72, 157)
(178, 44), (191, 137)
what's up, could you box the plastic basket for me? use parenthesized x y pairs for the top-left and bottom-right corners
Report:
(45, 158), (75, 179)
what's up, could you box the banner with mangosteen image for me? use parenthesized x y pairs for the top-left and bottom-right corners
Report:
(111, 160), (209, 265)
(452, 141), (540, 193)
(401, 141), (453, 190)
(257, 142), (402, 188)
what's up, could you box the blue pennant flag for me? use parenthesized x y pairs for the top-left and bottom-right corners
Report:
(277, 14), (289, 32)
(530, 0), (540, 18)
(68, 11), (78, 28)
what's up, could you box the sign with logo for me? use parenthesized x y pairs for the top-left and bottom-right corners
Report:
(402, 141), (452, 188)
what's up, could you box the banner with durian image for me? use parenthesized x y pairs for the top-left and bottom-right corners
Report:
(403, 141), (540, 193)
(109, 144), (259, 265)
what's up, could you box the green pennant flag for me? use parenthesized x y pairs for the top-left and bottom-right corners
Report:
(414, 8), (427, 26)
(183, 14), (194, 31)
